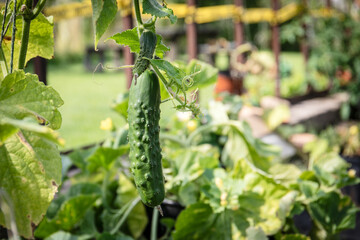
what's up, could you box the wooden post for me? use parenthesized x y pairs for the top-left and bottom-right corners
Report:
(123, 12), (134, 89)
(271, 0), (281, 97)
(233, 0), (245, 94)
(301, 0), (309, 82)
(33, 0), (47, 85)
(326, 0), (332, 8)
(186, 0), (197, 60)
(33, 57), (47, 85)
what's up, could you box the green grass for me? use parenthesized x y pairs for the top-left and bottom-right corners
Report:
(48, 63), (127, 150)
(47, 52), (305, 150)
(47, 62), (215, 150)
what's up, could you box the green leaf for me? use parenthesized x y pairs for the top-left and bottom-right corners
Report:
(0, 117), (63, 145)
(114, 173), (148, 238)
(142, 0), (177, 24)
(86, 146), (129, 172)
(246, 227), (268, 240)
(35, 184), (101, 238)
(0, 130), (62, 239)
(91, 0), (118, 49)
(154, 34), (170, 58)
(113, 92), (129, 120)
(107, 28), (169, 58)
(1, 13), (54, 76)
(186, 59), (218, 90)
(96, 232), (134, 240)
(108, 28), (140, 53)
(280, 234), (310, 240)
(308, 191), (358, 235)
(149, 59), (186, 87)
(44, 231), (79, 240)
(172, 203), (230, 240)
(0, 70), (63, 130)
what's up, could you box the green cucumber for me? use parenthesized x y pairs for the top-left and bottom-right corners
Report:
(128, 69), (165, 207)
(133, 30), (157, 77)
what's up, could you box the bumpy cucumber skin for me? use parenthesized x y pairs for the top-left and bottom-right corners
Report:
(133, 30), (157, 77)
(128, 70), (165, 207)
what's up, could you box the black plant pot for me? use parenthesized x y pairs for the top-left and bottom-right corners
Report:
(143, 199), (184, 239)
(341, 155), (360, 206)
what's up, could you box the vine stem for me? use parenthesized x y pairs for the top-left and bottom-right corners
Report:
(0, 0), (10, 44)
(151, 208), (159, 240)
(31, 0), (47, 20)
(18, 0), (47, 70)
(17, 19), (30, 70)
(150, 62), (185, 106)
(10, 0), (17, 73)
(133, 0), (143, 25)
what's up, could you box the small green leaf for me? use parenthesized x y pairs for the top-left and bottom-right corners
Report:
(107, 28), (169, 58)
(142, 0), (177, 24)
(113, 92), (129, 120)
(155, 34), (170, 58)
(86, 146), (129, 172)
(91, 0), (118, 49)
(108, 28), (140, 53)
(246, 227), (268, 240)
(186, 59), (218, 90)
(44, 231), (79, 240)
(149, 59), (186, 86)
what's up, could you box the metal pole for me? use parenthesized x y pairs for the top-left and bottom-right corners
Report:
(233, 0), (245, 94)
(123, 12), (134, 89)
(186, 0), (197, 60)
(271, 0), (281, 97)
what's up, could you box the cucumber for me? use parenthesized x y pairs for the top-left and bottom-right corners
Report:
(128, 69), (165, 207)
(133, 30), (157, 77)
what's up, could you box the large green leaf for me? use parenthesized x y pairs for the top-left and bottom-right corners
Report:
(142, 0), (177, 24)
(0, 70), (63, 130)
(1, 13), (54, 77)
(91, 0), (118, 49)
(172, 203), (230, 240)
(308, 191), (358, 235)
(0, 130), (62, 238)
(34, 183), (101, 238)
(0, 117), (63, 145)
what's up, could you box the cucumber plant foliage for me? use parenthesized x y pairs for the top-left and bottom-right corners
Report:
(93, 0), (204, 209)
(0, 0), (63, 238)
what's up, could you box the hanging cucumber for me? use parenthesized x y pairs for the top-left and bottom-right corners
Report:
(133, 30), (157, 77)
(128, 69), (165, 207)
